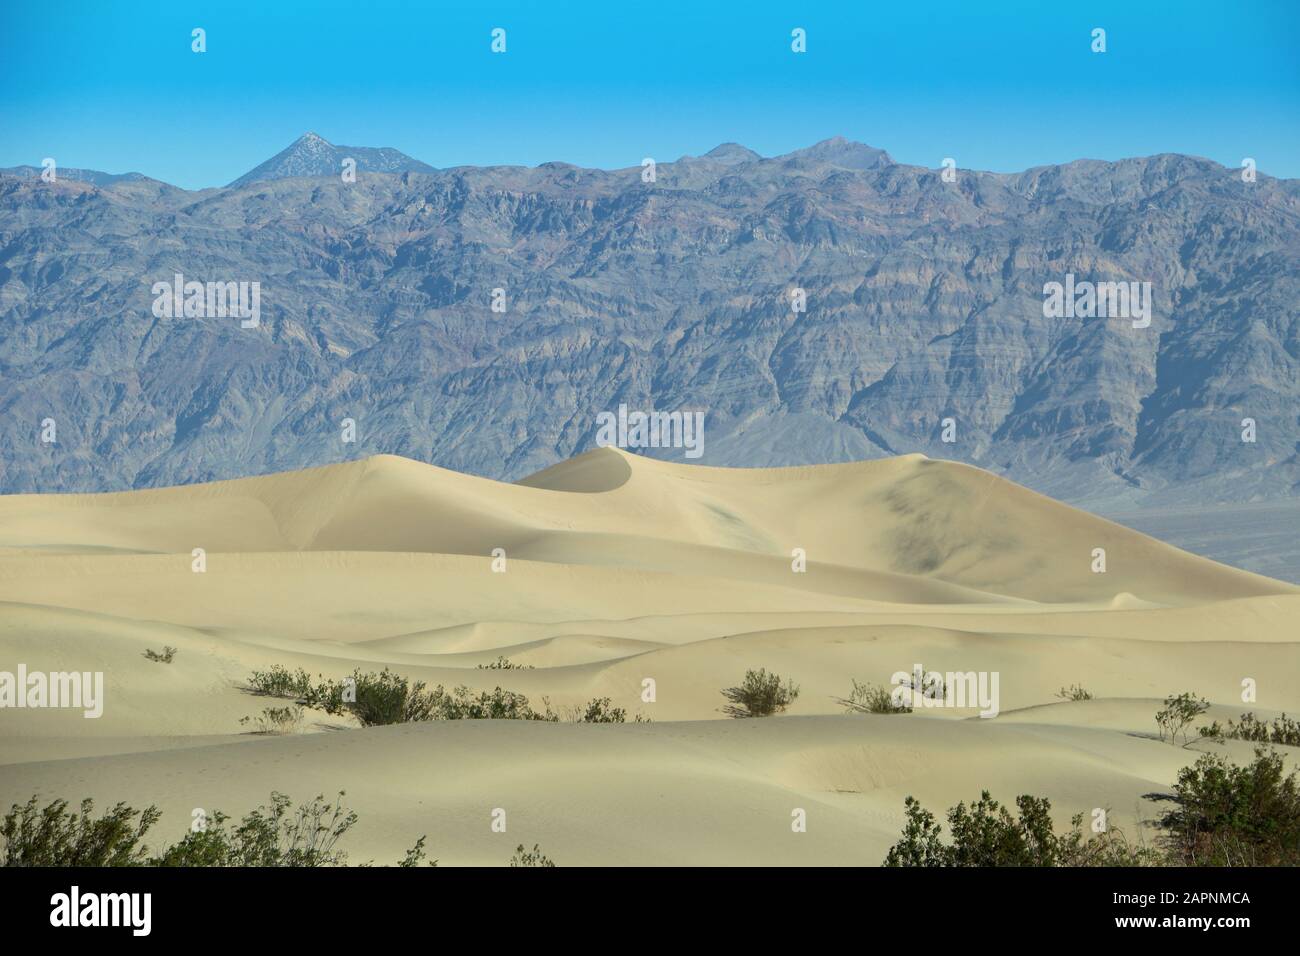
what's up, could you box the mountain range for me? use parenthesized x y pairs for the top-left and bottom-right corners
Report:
(1, 132), (1296, 515)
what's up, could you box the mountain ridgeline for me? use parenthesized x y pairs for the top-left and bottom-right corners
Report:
(1, 133), (1296, 508)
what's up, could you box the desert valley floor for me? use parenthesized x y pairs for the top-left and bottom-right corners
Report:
(0, 448), (1296, 865)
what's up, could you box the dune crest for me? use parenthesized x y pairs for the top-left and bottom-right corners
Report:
(0, 450), (1296, 864)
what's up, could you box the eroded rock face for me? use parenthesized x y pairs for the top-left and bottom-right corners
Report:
(1, 136), (1296, 508)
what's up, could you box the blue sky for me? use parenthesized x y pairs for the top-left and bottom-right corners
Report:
(2, 0), (1297, 189)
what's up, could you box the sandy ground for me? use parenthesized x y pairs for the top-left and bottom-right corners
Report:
(0, 449), (1296, 865)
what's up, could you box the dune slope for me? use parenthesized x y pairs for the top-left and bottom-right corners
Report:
(0, 450), (1295, 864)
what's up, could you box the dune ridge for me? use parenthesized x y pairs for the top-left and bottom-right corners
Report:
(0, 450), (1295, 864)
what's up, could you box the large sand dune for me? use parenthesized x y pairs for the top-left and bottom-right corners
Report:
(0, 450), (1296, 864)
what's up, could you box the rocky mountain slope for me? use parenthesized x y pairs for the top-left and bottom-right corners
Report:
(1, 134), (1296, 511)
(228, 132), (435, 187)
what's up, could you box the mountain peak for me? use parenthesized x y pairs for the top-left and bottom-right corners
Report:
(228, 132), (434, 188)
(702, 143), (762, 165)
(780, 137), (893, 170)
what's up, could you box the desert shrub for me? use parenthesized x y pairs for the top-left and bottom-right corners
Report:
(576, 697), (626, 723)
(1, 797), (161, 866)
(1270, 715), (1300, 747)
(4, 792), (428, 867)
(902, 670), (946, 703)
(509, 843), (555, 867)
(245, 665), (578, 724)
(240, 705), (304, 735)
(550, 698), (621, 722)
(247, 665), (314, 698)
(721, 668), (799, 718)
(835, 680), (911, 715)
(884, 747), (1300, 867)
(883, 793), (1153, 867)
(398, 835), (435, 867)
(154, 791), (358, 866)
(143, 646), (176, 664)
(1201, 713), (1300, 747)
(346, 671), (441, 726)
(1055, 683), (1093, 701)
(477, 656), (533, 670)
(1155, 692), (1209, 746)
(434, 684), (555, 721)
(304, 669), (440, 726)
(1152, 747), (1300, 866)
(548, 697), (651, 723)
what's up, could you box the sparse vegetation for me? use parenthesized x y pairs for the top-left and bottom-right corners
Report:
(580, 697), (640, 723)
(1200, 712), (1300, 747)
(883, 791), (1153, 867)
(546, 696), (650, 723)
(903, 670), (946, 703)
(884, 747), (1300, 867)
(154, 791), (360, 867)
(304, 669), (444, 725)
(240, 705), (304, 735)
(1055, 683), (1093, 701)
(244, 665), (646, 726)
(1155, 692), (1209, 746)
(1, 796), (161, 866)
(2, 791), (430, 868)
(509, 843), (556, 867)
(476, 656), (533, 670)
(247, 665), (314, 698)
(398, 835), (434, 867)
(143, 646), (176, 664)
(721, 668), (800, 718)
(835, 680), (911, 715)
(431, 684), (555, 722)
(835, 670), (946, 715)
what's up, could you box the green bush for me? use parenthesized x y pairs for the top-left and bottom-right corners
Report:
(3, 791), (428, 868)
(247, 665), (314, 698)
(0, 797), (160, 866)
(576, 697), (629, 723)
(1153, 747), (1300, 866)
(721, 668), (799, 718)
(434, 684), (554, 721)
(835, 680), (911, 715)
(143, 646), (176, 664)
(1055, 683), (1093, 701)
(247, 666), (563, 725)
(304, 669), (444, 726)
(883, 793), (1151, 867)
(547, 696), (651, 723)
(240, 705), (304, 734)
(509, 843), (556, 867)
(476, 656), (533, 670)
(883, 748), (1300, 867)
(155, 792), (359, 867)
(398, 835), (434, 867)
(1155, 692), (1209, 746)
(1200, 712), (1300, 747)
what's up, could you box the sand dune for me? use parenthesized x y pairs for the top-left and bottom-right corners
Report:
(0, 450), (1295, 864)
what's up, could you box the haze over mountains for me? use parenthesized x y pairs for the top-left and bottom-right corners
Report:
(1, 132), (1296, 521)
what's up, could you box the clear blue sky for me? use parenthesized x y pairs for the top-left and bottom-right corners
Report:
(2, 0), (1297, 189)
